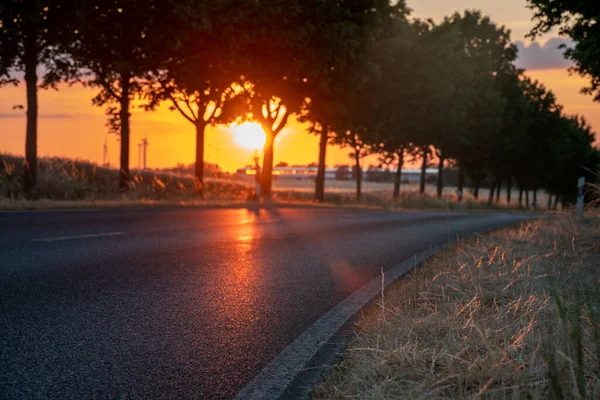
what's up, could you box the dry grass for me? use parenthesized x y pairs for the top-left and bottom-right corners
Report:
(0, 153), (558, 212)
(273, 190), (519, 211)
(0, 198), (253, 211)
(312, 214), (600, 399)
(0, 153), (250, 202)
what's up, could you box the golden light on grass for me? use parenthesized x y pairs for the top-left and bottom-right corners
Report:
(313, 214), (600, 398)
(233, 122), (267, 150)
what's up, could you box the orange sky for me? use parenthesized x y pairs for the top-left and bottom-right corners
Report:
(0, 82), (386, 171)
(1, 68), (598, 172)
(1, 0), (599, 172)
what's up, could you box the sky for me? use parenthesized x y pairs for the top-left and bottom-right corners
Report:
(1, 0), (598, 172)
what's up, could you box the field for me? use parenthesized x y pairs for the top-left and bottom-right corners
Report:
(245, 176), (552, 208)
(1, 154), (550, 211)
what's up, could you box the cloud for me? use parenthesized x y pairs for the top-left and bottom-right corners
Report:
(0, 113), (74, 119)
(515, 38), (575, 71)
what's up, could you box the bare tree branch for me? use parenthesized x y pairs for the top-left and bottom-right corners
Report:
(169, 93), (196, 124)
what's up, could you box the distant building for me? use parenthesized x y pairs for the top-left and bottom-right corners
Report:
(236, 165), (437, 182)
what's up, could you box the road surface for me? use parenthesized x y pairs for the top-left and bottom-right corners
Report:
(0, 207), (531, 399)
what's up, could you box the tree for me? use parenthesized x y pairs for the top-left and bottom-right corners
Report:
(369, 20), (424, 199)
(435, 11), (517, 199)
(421, 22), (471, 198)
(326, 44), (388, 200)
(331, 128), (372, 199)
(235, 0), (406, 199)
(69, 0), (186, 190)
(299, 1), (408, 202)
(495, 70), (529, 204)
(397, 21), (470, 197)
(528, 0), (600, 101)
(512, 78), (561, 207)
(230, 0), (315, 199)
(543, 114), (598, 206)
(0, 1), (75, 194)
(144, 0), (243, 197)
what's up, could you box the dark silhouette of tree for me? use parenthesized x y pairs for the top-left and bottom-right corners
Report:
(69, 0), (184, 190)
(144, 1), (243, 197)
(331, 128), (371, 199)
(299, 1), (408, 202)
(528, 0), (600, 101)
(234, 0), (406, 199)
(513, 78), (560, 207)
(369, 20), (425, 199)
(495, 70), (529, 204)
(230, 0), (316, 199)
(0, 1), (75, 194)
(436, 11), (517, 199)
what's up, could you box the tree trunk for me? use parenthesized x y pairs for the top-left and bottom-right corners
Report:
(506, 176), (512, 204)
(23, 24), (38, 195)
(553, 194), (559, 210)
(419, 148), (427, 195)
(496, 179), (501, 203)
(457, 164), (465, 202)
(525, 190), (530, 208)
(547, 194), (552, 210)
(474, 179), (480, 200)
(436, 155), (444, 198)
(355, 153), (362, 199)
(194, 119), (207, 197)
(314, 127), (328, 202)
(118, 74), (131, 191)
(518, 187), (523, 208)
(488, 181), (496, 204)
(392, 149), (404, 199)
(533, 189), (538, 209)
(260, 130), (275, 199)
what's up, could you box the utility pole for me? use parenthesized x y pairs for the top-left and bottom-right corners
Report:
(102, 136), (109, 166)
(141, 137), (148, 170)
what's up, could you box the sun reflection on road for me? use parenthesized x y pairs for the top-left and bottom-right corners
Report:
(202, 209), (267, 336)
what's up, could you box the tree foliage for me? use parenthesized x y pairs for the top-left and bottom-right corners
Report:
(1, 1), (598, 205)
(528, 0), (600, 100)
(143, 0), (244, 196)
(68, 0), (189, 189)
(0, 0), (76, 193)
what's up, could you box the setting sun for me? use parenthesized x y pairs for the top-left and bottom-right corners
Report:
(233, 122), (267, 150)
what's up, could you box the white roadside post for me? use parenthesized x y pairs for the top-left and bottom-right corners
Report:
(577, 176), (585, 217)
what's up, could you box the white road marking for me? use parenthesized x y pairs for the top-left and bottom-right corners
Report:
(32, 232), (129, 242)
(235, 245), (448, 400)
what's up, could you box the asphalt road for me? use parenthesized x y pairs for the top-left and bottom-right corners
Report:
(0, 207), (532, 399)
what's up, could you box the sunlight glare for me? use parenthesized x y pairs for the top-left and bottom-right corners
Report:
(233, 122), (267, 150)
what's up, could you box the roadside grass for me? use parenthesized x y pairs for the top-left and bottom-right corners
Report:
(312, 214), (600, 399)
(273, 190), (520, 211)
(0, 153), (249, 202)
(0, 153), (539, 211)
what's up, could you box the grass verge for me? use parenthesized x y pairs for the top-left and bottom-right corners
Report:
(312, 214), (600, 399)
(0, 153), (543, 211)
(273, 190), (520, 211)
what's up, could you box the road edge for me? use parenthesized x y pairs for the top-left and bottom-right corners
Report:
(235, 245), (450, 400)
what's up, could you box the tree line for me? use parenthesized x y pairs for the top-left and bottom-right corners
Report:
(1, 1), (599, 207)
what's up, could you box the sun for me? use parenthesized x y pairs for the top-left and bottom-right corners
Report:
(233, 122), (267, 150)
